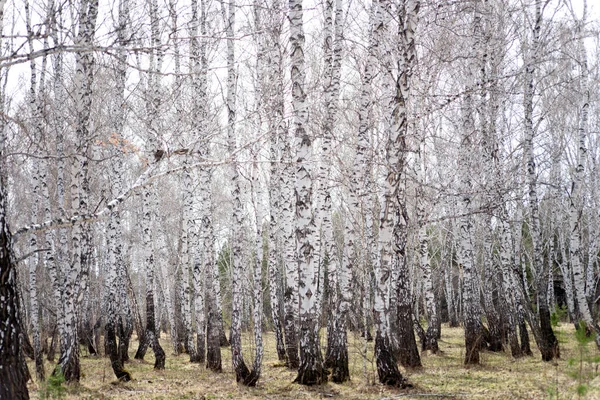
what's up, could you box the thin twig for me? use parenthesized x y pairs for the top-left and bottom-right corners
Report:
(15, 248), (51, 263)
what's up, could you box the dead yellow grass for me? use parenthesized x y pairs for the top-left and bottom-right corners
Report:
(26, 323), (600, 399)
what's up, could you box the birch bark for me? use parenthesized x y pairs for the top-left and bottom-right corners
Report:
(49, 3), (67, 354)
(24, 4), (45, 377)
(566, 2), (599, 346)
(416, 145), (438, 353)
(374, 0), (420, 384)
(265, 0), (286, 359)
(0, 148), (29, 400)
(133, 0), (167, 366)
(459, 74), (481, 365)
(204, 194), (222, 371)
(57, 0), (98, 382)
(371, 0), (402, 384)
(221, 0), (253, 383)
(282, 65), (300, 368)
(319, 0), (349, 383)
(103, 0), (135, 380)
(523, 0), (559, 361)
(289, 0), (326, 385)
(189, 0), (207, 364)
(0, 2), (30, 395)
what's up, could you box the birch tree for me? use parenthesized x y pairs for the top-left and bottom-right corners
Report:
(0, 145), (30, 399)
(102, 0), (134, 381)
(265, 0), (287, 362)
(319, 0), (349, 383)
(0, 2), (30, 395)
(290, 0), (326, 385)
(132, 0), (166, 368)
(416, 145), (438, 353)
(522, 0), (559, 361)
(24, 0), (46, 378)
(459, 85), (481, 365)
(224, 0), (255, 384)
(188, 0), (207, 364)
(56, 0), (98, 382)
(281, 6), (300, 368)
(565, 0), (599, 347)
(371, 0), (402, 384)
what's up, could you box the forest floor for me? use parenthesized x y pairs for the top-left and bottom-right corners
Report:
(27, 323), (600, 399)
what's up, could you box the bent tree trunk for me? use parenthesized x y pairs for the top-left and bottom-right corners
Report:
(1, 8), (29, 391)
(0, 212), (30, 399)
(0, 98), (29, 398)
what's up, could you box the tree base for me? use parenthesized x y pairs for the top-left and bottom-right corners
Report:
(153, 343), (166, 370)
(234, 359), (260, 386)
(57, 348), (81, 383)
(206, 347), (222, 372)
(0, 361), (29, 400)
(508, 334), (523, 358)
(375, 333), (405, 387)
(539, 307), (559, 362)
(424, 325), (439, 354)
(134, 336), (148, 360)
(116, 370), (132, 382)
(294, 366), (328, 386)
(518, 320), (533, 356)
(285, 344), (300, 370)
(330, 354), (349, 384)
(219, 329), (229, 347)
(326, 327), (350, 383)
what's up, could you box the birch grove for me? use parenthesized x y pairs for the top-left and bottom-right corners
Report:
(2, 0), (600, 397)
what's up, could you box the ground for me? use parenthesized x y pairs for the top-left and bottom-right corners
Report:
(27, 323), (600, 399)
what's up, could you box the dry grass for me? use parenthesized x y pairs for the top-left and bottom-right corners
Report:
(26, 323), (600, 399)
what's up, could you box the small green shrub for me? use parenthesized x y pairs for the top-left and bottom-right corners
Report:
(550, 305), (568, 327)
(567, 321), (599, 399)
(39, 367), (67, 399)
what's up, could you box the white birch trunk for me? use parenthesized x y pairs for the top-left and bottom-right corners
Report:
(247, 160), (264, 384)
(523, 0), (558, 361)
(188, 0), (207, 364)
(57, 0), (98, 382)
(24, 8), (45, 377)
(49, 5), (68, 350)
(221, 0), (252, 382)
(262, 0), (287, 362)
(459, 77), (481, 364)
(370, 0), (399, 383)
(289, 0), (326, 384)
(558, 229), (577, 323)
(282, 128), (299, 368)
(320, 0), (346, 380)
(103, 0), (135, 378)
(204, 192), (222, 371)
(181, 161), (197, 361)
(498, 213), (522, 357)
(567, 3), (597, 345)
(416, 145), (438, 353)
